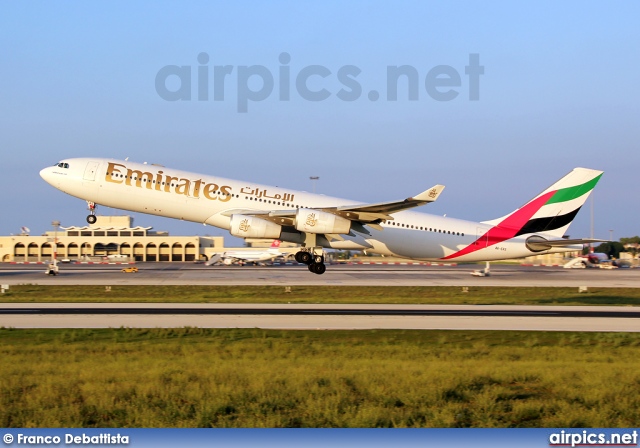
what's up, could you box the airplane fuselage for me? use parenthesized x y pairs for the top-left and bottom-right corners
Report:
(40, 158), (581, 263)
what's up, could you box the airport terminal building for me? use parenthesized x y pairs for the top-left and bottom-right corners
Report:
(0, 216), (226, 263)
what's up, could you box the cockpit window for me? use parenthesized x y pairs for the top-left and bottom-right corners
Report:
(55, 162), (70, 169)
(64, 163), (69, 168)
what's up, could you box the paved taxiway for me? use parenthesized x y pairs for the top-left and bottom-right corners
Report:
(2, 264), (638, 331)
(1, 263), (639, 287)
(1, 303), (639, 332)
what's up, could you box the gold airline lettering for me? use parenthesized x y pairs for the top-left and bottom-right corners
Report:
(203, 183), (219, 200)
(239, 219), (250, 232)
(239, 186), (294, 203)
(103, 163), (234, 202)
(155, 171), (164, 191)
(106, 162), (125, 184)
(219, 185), (232, 202)
(164, 175), (178, 193)
(176, 178), (192, 196)
(305, 213), (318, 227)
(126, 169), (154, 189)
(193, 179), (204, 199)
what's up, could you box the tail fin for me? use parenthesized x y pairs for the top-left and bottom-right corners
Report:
(483, 167), (603, 238)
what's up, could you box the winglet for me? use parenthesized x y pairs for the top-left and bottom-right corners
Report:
(410, 185), (445, 203)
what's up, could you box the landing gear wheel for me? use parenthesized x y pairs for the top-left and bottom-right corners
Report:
(297, 251), (312, 265)
(312, 263), (326, 275)
(308, 263), (316, 272)
(314, 255), (324, 264)
(86, 215), (97, 224)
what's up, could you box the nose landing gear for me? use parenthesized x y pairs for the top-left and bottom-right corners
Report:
(294, 247), (327, 275)
(86, 201), (97, 224)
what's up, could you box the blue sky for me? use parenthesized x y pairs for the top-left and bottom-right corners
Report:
(1, 1), (638, 242)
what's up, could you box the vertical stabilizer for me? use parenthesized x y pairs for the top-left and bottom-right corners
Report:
(482, 168), (603, 238)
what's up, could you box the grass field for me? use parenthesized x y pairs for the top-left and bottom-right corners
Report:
(2, 328), (640, 428)
(3, 285), (640, 305)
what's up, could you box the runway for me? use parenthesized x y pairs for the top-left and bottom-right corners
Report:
(1, 262), (639, 287)
(1, 303), (639, 332)
(2, 264), (638, 331)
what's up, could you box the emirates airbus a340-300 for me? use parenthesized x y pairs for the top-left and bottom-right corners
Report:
(40, 158), (604, 275)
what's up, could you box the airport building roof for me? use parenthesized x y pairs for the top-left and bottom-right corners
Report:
(0, 216), (227, 263)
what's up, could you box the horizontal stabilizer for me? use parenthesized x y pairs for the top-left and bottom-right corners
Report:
(539, 238), (608, 246)
(526, 236), (608, 252)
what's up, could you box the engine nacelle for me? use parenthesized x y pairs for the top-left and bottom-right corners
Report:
(525, 235), (552, 252)
(229, 215), (282, 239)
(295, 209), (351, 234)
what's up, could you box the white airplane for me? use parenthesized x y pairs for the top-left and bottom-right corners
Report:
(207, 240), (289, 266)
(40, 158), (605, 275)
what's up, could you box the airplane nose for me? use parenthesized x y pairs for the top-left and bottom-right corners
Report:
(40, 166), (57, 186)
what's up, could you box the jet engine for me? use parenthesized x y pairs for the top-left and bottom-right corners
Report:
(295, 209), (351, 234)
(229, 215), (282, 239)
(525, 235), (552, 252)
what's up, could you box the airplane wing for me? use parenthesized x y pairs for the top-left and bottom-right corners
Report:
(325, 185), (445, 223)
(220, 185), (445, 230)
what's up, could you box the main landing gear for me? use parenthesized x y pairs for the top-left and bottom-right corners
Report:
(471, 261), (491, 277)
(86, 201), (97, 224)
(294, 247), (327, 275)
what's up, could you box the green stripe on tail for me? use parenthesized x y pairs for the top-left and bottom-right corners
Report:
(545, 173), (602, 205)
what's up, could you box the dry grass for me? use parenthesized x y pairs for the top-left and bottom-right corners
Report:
(2, 329), (639, 427)
(4, 285), (640, 305)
